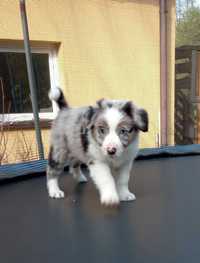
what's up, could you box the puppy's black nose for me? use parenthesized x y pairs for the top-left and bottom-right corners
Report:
(107, 147), (117, 155)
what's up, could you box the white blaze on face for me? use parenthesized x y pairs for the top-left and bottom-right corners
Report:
(102, 108), (123, 157)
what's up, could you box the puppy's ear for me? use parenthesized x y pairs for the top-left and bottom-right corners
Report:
(97, 98), (114, 109)
(96, 98), (105, 108)
(83, 106), (99, 130)
(83, 106), (98, 123)
(135, 108), (149, 132)
(121, 101), (134, 118)
(122, 101), (148, 132)
(84, 106), (95, 122)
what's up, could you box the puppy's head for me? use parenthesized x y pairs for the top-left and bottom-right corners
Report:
(90, 99), (148, 158)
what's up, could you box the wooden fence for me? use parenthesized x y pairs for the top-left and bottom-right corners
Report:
(175, 46), (199, 144)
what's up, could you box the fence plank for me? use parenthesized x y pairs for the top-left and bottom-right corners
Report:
(176, 49), (192, 60)
(176, 77), (190, 89)
(175, 62), (191, 74)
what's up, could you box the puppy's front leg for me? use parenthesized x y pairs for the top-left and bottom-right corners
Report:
(116, 161), (136, 202)
(89, 161), (119, 206)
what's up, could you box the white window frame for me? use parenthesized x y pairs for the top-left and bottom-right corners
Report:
(0, 45), (59, 123)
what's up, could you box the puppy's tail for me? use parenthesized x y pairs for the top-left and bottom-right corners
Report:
(48, 87), (69, 110)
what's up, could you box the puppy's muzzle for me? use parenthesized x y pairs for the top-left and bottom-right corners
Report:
(107, 146), (117, 156)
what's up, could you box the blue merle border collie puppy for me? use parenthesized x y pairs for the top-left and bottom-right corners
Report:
(47, 88), (148, 206)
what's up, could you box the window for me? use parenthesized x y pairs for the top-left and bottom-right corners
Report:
(0, 46), (59, 124)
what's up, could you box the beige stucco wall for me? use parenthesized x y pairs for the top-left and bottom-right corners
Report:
(0, 0), (175, 163)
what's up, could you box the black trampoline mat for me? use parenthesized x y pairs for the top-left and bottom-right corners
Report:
(1, 156), (200, 263)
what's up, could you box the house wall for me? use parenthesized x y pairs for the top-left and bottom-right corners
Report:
(0, 0), (175, 164)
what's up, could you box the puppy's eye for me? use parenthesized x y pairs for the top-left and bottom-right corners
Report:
(120, 128), (128, 135)
(98, 126), (105, 135)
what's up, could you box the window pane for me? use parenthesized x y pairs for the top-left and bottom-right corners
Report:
(0, 52), (52, 114)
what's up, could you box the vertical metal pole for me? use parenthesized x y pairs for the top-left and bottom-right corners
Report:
(19, 0), (44, 159)
(160, 0), (168, 146)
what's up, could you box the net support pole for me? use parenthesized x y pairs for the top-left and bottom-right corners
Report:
(19, 0), (44, 159)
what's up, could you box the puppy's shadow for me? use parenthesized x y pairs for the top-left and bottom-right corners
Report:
(60, 166), (89, 203)
(74, 182), (87, 201)
(61, 166), (120, 216)
(73, 163), (90, 200)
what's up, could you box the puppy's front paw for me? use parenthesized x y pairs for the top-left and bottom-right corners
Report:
(48, 188), (65, 199)
(100, 191), (120, 206)
(118, 190), (136, 202)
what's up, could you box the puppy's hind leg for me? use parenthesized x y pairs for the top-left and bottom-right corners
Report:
(46, 146), (67, 199)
